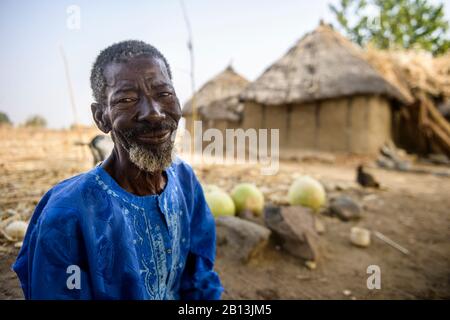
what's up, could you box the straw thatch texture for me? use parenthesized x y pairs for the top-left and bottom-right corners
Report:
(182, 66), (249, 120)
(366, 48), (450, 156)
(365, 48), (450, 101)
(433, 53), (450, 98)
(240, 23), (408, 105)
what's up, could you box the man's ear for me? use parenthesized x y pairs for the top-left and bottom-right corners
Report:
(91, 102), (111, 133)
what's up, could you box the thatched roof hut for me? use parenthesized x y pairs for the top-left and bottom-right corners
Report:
(182, 65), (250, 149)
(241, 23), (408, 105)
(183, 65), (249, 120)
(240, 23), (410, 155)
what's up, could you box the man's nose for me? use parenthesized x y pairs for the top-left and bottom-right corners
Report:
(137, 97), (166, 122)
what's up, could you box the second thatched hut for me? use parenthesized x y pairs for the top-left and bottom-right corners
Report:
(183, 65), (249, 135)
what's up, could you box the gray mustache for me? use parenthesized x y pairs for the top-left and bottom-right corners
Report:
(125, 121), (177, 138)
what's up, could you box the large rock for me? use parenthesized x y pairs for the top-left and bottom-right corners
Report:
(215, 216), (271, 263)
(329, 196), (362, 221)
(264, 205), (321, 261)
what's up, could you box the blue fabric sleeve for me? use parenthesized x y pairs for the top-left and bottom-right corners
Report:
(13, 206), (93, 300)
(179, 179), (224, 300)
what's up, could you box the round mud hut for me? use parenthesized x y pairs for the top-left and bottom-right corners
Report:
(182, 65), (249, 135)
(240, 23), (409, 156)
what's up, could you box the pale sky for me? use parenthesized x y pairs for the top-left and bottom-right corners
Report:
(1, 0), (449, 128)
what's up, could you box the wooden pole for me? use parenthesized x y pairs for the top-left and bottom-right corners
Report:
(59, 45), (79, 126)
(180, 0), (197, 160)
(59, 45), (86, 162)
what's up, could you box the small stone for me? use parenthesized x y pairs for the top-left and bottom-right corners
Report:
(376, 156), (396, 169)
(350, 227), (371, 247)
(305, 261), (317, 270)
(329, 196), (362, 221)
(396, 161), (411, 171)
(343, 289), (352, 296)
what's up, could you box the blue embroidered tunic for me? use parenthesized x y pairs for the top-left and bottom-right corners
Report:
(13, 159), (223, 300)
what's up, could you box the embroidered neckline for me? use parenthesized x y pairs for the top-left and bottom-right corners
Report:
(92, 165), (174, 204)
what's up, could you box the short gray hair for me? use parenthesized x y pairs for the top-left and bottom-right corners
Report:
(90, 40), (172, 104)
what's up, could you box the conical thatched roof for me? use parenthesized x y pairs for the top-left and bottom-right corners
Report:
(182, 65), (249, 120)
(240, 23), (409, 105)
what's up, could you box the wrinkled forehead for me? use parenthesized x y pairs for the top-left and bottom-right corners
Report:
(103, 55), (171, 87)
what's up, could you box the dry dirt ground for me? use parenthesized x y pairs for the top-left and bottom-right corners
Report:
(0, 127), (449, 299)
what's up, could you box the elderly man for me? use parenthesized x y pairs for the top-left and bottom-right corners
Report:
(13, 40), (223, 300)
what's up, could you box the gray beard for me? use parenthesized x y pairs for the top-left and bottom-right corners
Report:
(113, 130), (177, 173)
(128, 140), (175, 173)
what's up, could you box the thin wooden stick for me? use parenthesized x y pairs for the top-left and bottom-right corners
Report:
(59, 45), (78, 126)
(373, 231), (409, 255)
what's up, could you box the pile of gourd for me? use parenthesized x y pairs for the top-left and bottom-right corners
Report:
(204, 175), (326, 217)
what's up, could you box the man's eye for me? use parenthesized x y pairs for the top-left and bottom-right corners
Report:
(159, 92), (172, 98)
(118, 98), (136, 103)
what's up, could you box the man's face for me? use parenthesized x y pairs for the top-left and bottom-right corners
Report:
(102, 55), (182, 172)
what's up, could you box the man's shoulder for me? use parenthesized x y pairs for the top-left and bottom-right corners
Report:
(22, 169), (99, 240)
(38, 168), (100, 212)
